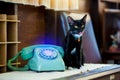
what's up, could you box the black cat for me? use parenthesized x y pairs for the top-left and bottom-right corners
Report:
(63, 15), (87, 69)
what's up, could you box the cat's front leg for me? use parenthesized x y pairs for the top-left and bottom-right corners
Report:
(81, 48), (85, 66)
(63, 42), (73, 68)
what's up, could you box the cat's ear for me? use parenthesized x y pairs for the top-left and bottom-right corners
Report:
(67, 16), (74, 25)
(81, 14), (87, 23)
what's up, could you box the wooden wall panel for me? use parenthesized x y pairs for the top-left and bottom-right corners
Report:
(18, 5), (46, 50)
(44, 10), (58, 45)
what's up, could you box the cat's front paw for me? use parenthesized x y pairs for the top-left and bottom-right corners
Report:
(76, 65), (81, 69)
(68, 67), (74, 70)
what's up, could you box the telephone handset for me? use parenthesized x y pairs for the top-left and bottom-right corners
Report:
(8, 44), (65, 71)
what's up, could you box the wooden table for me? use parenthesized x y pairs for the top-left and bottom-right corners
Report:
(0, 64), (120, 80)
(56, 64), (120, 80)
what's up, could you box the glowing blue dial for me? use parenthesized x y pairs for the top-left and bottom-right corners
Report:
(39, 48), (58, 60)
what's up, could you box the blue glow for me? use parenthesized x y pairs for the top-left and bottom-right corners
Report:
(44, 35), (57, 45)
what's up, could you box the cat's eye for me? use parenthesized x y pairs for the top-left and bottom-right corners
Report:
(81, 25), (84, 28)
(74, 26), (78, 28)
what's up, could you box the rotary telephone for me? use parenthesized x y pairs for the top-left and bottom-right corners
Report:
(8, 44), (65, 72)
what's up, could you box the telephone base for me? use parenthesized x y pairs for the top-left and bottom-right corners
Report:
(28, 47), (65, 72)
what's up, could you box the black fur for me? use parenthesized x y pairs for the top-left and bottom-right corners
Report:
(63, 15), (87, 69)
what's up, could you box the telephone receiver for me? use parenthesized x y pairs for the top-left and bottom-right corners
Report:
(8, 44), (65, 71)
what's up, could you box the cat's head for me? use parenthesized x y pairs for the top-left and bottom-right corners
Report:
(67, 14), (87, 41)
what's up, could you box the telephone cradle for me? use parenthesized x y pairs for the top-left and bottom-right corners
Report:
(8, 44), (65, 72)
